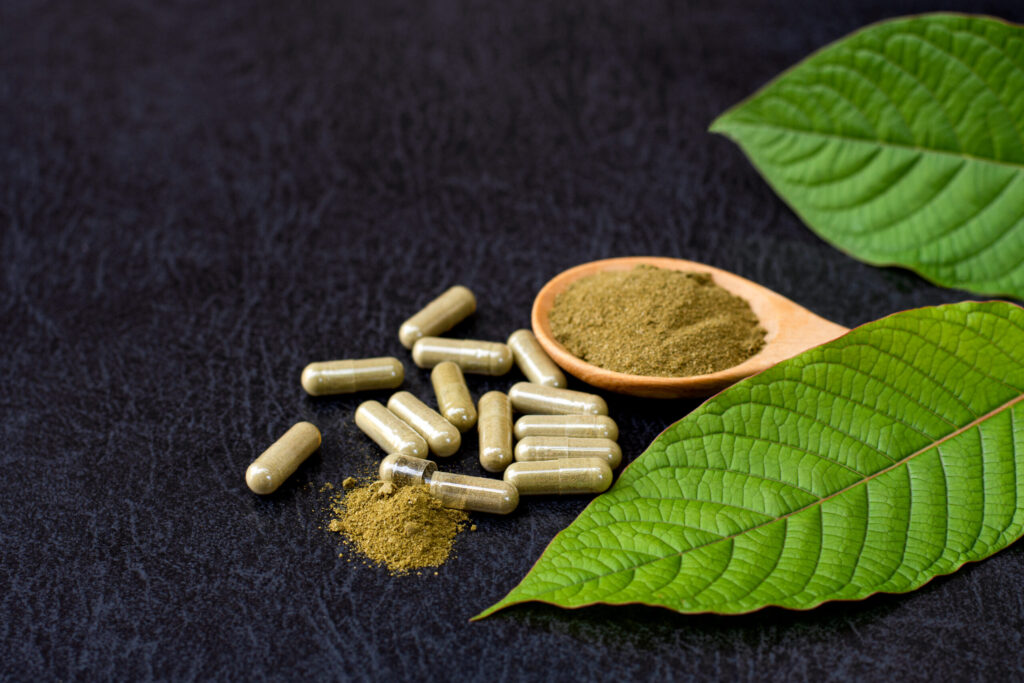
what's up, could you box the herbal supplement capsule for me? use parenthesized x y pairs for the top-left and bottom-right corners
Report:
(504, 457), (613, 495)
(379, 454), (518, 514)
(411, 337), (514, 376)
(506, 329), (566, 388)
(355, 400), (429, 458)
(398, 285), (477, 349)
(507, 382), (608, 416)
(514, 436), (622, 469)
(429, 472), (518, 515)
(379, 453), (438, 486)
(513, 414), (619, 441)
(300, 357), (404, 396)
(387, 391), (461, 458)
(477, 391), (513, 473)
(245, 422), (321, 495)
(430, 361), (477, 431)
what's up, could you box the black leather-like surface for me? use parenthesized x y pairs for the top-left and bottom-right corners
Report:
(4, 1), (1024, 680)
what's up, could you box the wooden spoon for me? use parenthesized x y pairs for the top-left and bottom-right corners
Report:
(531, 256), (849, 399)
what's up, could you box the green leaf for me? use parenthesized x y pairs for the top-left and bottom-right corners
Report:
(710, 14), (1024, 299)
(477, 301), (1024, 618)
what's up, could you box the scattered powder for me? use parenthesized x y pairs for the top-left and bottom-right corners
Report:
(341, 477), (357, 490)
(326, 479), (468, 575)
(549, 265), (766, 377)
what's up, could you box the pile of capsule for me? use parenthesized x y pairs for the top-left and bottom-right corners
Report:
(245, 285), (620, 517)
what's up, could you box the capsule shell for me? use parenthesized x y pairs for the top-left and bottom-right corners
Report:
(399, 285), (477, 349)
(477, 391), (513, 473)
(504, 457), (613, 495)
(430, 361), (477, 431)
(301, 357), (404, 396)
(412, 337), (514, 376)
(387, 391), (461, 457)
(379, 453), (437, 486)
(514, 436), (622, 469)
(355, 400), (429, 458)
(513, 414), (619, 441)
(428, 472), (519, 515)
(507, 329), (566, 388)
(508, 382), (608, 416)
(245, 422), (321, 494)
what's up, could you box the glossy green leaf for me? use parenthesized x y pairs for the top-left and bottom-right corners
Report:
(477, 302), (1024, 618)
(710, 14), (1024, 299)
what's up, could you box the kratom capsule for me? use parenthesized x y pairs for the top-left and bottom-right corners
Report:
(398, 285), (477, 349)
(430, 361), (477, 431)
(513, 414), (619, 441)
(508, 382), (608, 416)
(387, 391), (461, 458)
(477, 391), (513, 472)
(514, 436), (622, 469)
(506, 329), (566, 388)
(245, 422), (321, 495)
(378, 452), (437, 486)
(504, 457), (613, 495)
(355, 400), (428, 458)
(379, 454), (519, 515)
(412, 337), (514, 376)
(300, 357), (404, 396)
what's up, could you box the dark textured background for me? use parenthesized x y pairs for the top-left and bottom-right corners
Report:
(3, 1), (1024, 680)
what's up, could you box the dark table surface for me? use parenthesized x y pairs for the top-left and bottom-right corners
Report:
(4, 0), (1024, 680)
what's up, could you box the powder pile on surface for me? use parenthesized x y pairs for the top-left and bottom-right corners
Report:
(327, 480), (468, 574)
(549, 265), (766, 377)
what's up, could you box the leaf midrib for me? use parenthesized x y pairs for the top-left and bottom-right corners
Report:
(517, 390), (1024, 605)
(713, 119), (1024, 172)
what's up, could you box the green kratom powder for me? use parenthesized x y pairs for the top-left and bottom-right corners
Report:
(548, 265), (766, 377)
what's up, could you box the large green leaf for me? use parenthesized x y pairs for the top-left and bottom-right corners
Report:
(477, 301), (1024, 618)
(710, 14), (1024, 299)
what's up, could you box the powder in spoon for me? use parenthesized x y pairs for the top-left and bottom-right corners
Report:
(327, 479), (468, 575)
(548, 265), (766, 377)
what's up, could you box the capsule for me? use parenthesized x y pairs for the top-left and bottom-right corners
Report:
(398, 285), (477, 349)
(379, 453), (437, 486)
(504, 457), (613, 495)
(514, 436), (622, 469)
(430, 361), (477, 431)
(245, 422), (321, 494)
(507, 329), (566, 388)
(477, 391), (513, 472)
(508, 382), (608, 416)
(355, 400), (428, 458)
(300, 357), (404, 396)
(412, 337), (514, 376)
(379, 453), (519, 515)
(387, 391), (461, 457)
(514, 414), (619, 441)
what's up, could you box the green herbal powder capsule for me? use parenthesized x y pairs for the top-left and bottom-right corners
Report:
(508, 382), (607, 416)
(513, 414), (618, 441)
(412, 337), (514, 375)
(387, 391), (461, 458)
(514, 436), (622, 468)
(504, 457), (613, 495)
(431, 362), (477, 431)
(507, 329), (566, 387)
(399, 285), (477, 349)
(300, 357), (404, 396)
(380, 454), (519, 515)
(355, 400), (429, 458)
(246, 422), (321, 494)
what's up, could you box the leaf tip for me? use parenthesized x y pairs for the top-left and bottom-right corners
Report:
(707, 112), (731, 135)
(471, 597), (514, 622)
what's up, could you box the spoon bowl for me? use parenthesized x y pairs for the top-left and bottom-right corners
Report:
(531, 256), (849, 398)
